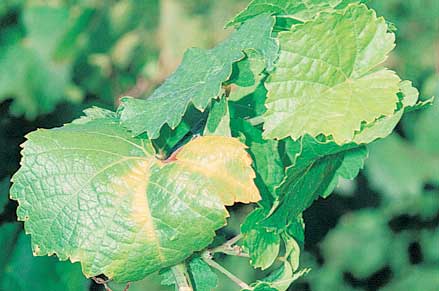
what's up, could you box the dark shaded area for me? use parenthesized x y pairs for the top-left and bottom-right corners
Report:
(343, 266), (393, 291)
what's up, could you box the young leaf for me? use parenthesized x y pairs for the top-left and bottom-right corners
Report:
(228, 0), (363, 26)
(249, 262), (309, 291)
(241, 208), (281, 270)
(10, 109), (260, 282)
(353, 80), (419, 144)
(263, 4), (399, 144)
(119, 14), (277, 138)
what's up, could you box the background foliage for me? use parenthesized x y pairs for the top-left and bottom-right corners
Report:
(0, 0), (437, 290)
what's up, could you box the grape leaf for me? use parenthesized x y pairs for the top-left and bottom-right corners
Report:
(0, 229), (88, 291)
(262, 153), (344, 230)
(228, 0), (364, 26)
(233, 120), (284, 200)
(241, 208), (281, 270)
(284, 135), (368, 198)
(119, 14), (277, 138)
(10, 109), (260, 282)
(228, 49), (266, 102)
(262, 134), (369, 231)
(204, 97), (231, 137)
(353, 80), (419, 144)
(263, 4), (400, 144)
(321, 146), (368, 197)
(249, 263), (309, 291)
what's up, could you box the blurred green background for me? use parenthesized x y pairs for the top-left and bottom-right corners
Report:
(0, 0), (437, 290)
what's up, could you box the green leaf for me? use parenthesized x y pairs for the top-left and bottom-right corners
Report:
(188, 257), (218, 291)
(259, 133), (369, 231)
(119, 14), (278, 138)
(229, 84), (268, 120)
(284, 135), (367, 198)
(10, 109), (260, 282)
(233, 120), (284, 199)
(321, 146), (368, 197)
(228, 0), (364, 26)
(250, 263), (310, 291)
(282, 230), (301, 271)
(228, 49), (266, 102)
(353, 80), (419, 144)
(263, 4), (399, 144)
(241, 208), (281, 270)
(204, 97), (231, 137)
(0, 229), (88, 291)
(263, 153), (344, 230)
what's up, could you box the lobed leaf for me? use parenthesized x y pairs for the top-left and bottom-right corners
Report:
(263, 4), (399, 144)
(119, 14), (277, 138)
(228, 0), (364, 26)
(10, 109), (260, 282)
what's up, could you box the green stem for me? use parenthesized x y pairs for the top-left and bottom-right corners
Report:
(202, 257), (251, 290)
(209, 234), (249, 257)
(171, 264), (193, 291)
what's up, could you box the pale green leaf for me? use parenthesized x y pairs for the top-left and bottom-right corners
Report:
(119, 14), (277, 138)
(250, 263), (310, 291)
(228, 0), (364, 26)
(10, 109), (260, 282)
(353, 80), (419, 144)
(263, 4), (399, 144)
